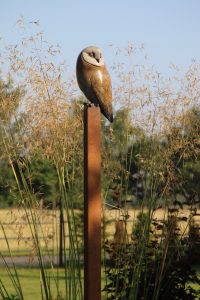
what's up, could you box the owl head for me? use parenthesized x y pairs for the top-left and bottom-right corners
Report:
(80, 46), (104, 67)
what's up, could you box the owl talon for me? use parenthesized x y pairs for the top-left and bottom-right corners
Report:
(89, 103), (99, 107)
(94, 103), (100, 107)
(83, 103), (92, 108)
(83, 103), (99, 108)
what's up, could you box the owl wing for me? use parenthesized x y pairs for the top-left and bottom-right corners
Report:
(90, 66), (113, 122)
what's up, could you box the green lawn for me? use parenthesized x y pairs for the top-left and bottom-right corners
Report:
(0, 266), (199, 299)
(0, 267), (67, 300)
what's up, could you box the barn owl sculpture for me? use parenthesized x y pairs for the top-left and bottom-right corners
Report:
(76, 46), (113, 122)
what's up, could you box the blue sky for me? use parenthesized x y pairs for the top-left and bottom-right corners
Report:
(1, 0), (200, 76)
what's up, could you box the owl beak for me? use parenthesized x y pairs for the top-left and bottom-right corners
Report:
(96, 58), (100, 63)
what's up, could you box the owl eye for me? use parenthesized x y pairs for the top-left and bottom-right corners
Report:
(89, 52), (95, 57)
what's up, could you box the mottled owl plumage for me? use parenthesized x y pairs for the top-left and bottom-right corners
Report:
(76, 46), (113, 122)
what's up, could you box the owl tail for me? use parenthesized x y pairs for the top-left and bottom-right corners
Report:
(109, 113), (113, 123)
(101, 109), (113, 123)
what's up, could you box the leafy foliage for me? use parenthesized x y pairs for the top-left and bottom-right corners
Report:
(104, 211), (200, 300)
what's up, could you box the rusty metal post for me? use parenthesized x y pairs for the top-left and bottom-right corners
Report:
(84, 106), (101, 300)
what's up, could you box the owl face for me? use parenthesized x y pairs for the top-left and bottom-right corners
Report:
(81, 46), (104, 67)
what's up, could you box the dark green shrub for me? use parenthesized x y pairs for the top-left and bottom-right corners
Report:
(104, 211), (200, 300)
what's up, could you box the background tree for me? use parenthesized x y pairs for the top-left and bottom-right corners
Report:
(0, 76), (24, 207)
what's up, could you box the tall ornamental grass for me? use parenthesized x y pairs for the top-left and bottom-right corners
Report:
(0, 19), (200, 299)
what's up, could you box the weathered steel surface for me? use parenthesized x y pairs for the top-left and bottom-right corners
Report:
(84, 106), (101, 300)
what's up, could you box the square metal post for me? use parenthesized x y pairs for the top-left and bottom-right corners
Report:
(84, 106), (101, 300)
